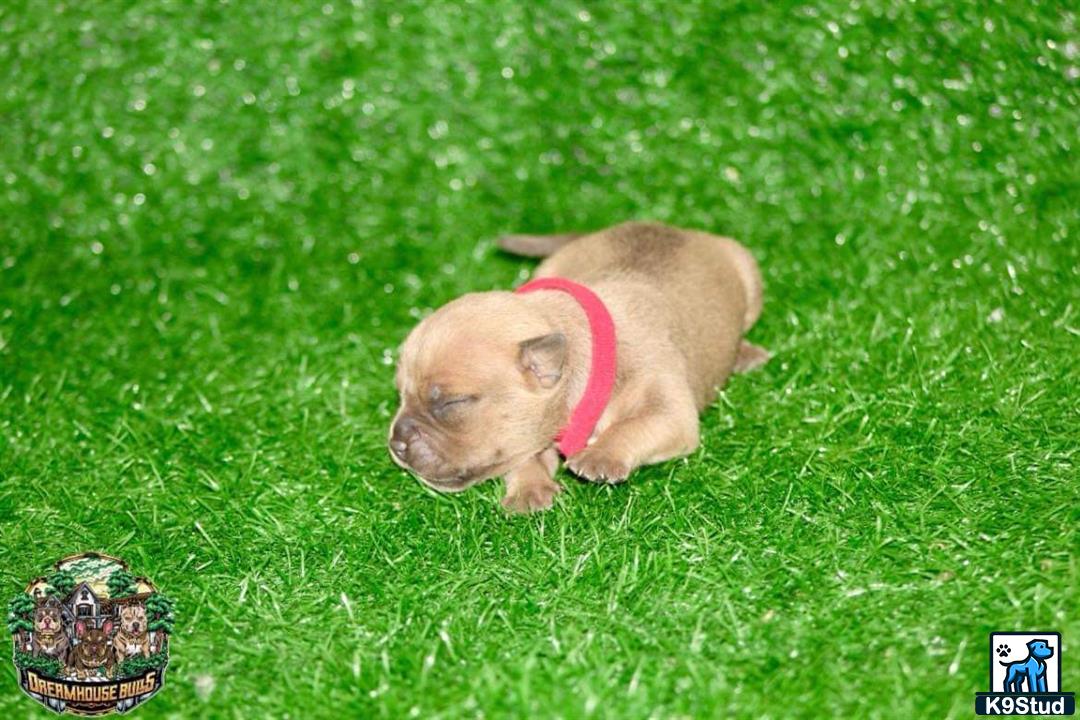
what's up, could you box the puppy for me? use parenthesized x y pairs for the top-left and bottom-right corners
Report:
(389, 221), (768, 512)
(31, 604), (69, 663)
(68, 620), (114, 679)
(112, 604), (152, 660)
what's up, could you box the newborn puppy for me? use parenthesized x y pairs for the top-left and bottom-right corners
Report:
(389, 221), (769, 512)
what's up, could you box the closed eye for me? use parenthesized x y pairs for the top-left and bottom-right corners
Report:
(431, 394), (478, 418)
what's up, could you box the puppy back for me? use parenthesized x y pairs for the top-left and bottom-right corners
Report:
(538, 222), (763, 332)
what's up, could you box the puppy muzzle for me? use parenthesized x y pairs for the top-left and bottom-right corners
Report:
(388, 415), (479, 491)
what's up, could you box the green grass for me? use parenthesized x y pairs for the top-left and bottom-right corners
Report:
(1, 0), (1078, 717)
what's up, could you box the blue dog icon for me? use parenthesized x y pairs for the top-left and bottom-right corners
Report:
(1000, 639), (1054, 693)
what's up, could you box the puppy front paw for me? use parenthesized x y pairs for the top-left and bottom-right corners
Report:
(501, 480), (562, 514)
(566, 447), (632, 484)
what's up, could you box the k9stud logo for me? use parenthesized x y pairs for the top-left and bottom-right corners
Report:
(976, 632), (1075, 715)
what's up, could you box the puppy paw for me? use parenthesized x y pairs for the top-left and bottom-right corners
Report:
(733, 341), (771, 373)
(501, 480), (561, 514)
(566, 448), (632, 484)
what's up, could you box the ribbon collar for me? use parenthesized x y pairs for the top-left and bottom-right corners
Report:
(515, 277), (617, 456)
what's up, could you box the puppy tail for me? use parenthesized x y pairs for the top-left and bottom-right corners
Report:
(496, 232), (583, 258)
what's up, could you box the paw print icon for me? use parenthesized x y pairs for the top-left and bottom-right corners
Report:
(995, 643), (1010, 658)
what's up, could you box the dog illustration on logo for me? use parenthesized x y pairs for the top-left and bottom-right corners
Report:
(30, 600), (69, 663)
(113, 603), (152, 660)
(68, 620), (114, 679)
(1000, 638), (1054, 693)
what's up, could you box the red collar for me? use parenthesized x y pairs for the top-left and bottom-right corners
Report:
(515, 277), (616, 456)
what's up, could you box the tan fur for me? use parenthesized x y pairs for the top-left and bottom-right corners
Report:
(390, 221), (768, 512)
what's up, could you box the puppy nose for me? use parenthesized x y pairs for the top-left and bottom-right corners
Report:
(390, 416), (420, 458)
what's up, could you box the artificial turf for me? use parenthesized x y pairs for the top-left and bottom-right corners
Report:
(1, 0), (1078, 717)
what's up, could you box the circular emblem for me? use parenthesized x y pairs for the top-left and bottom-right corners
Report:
(8, 552), (175, 716)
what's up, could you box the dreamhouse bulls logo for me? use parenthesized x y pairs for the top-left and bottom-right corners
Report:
(8, 552), (175, 715)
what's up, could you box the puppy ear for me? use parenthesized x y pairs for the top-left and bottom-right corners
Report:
(101, 620), (113, 636)
(518, 333), (566, 388)
(75, 621), (86, 638)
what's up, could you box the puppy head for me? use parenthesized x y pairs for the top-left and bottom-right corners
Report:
(119, 605), (147, 635)
(34, 605), (62, 633)
(389, 291), (566, 491)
